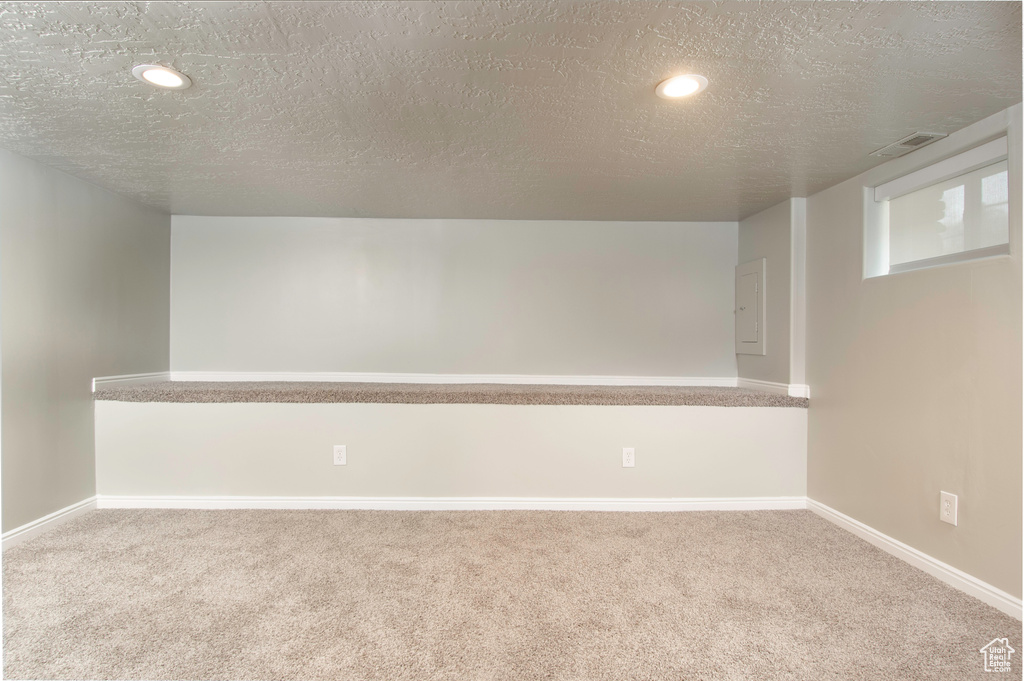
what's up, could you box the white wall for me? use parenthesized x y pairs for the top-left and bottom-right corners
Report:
(805, 105), (1022, 597)
(0, 150), (170, 532)
(736, 198), (807, 391)
(737, 200), (791, 385)
(170, 217), (738, 378)
(96, 402), (807, 501)
(790, 200), (807, 387)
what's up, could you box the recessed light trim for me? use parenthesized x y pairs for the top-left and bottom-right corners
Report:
(132, 64), (192, 90)
(655, 74), (708, 99)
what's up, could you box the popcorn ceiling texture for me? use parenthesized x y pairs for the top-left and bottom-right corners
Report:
(0, 1), (1019, 221)
(93, 381), (810, 407)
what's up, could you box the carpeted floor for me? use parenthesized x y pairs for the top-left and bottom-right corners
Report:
(3, 509), (1018, 680)
(93, 381), (809, 407)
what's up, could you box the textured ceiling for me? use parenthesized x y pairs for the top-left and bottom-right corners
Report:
(0, 1), (1020, 221)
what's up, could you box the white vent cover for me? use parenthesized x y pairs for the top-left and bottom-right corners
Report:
(870, 131), (947, 158)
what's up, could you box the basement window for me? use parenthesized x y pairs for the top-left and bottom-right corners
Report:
(869, 137), (1010, 276)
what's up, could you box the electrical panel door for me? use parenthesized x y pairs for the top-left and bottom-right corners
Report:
(735, 258), (765, 355)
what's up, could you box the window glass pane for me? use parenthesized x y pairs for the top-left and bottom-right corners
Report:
(889, 159), (1008, 266)
(977, 167), (1009, 250)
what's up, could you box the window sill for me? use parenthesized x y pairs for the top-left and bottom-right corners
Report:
(872, 243), (1012, 278)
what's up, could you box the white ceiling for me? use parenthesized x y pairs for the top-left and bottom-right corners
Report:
(0, 1), (1020, 221)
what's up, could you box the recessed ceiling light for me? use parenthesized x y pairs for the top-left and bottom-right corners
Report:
(131, 64), (192, 90)
(655, 74), (708, 99)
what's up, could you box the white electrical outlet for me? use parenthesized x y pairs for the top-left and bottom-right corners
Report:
(940, 491), (957, 526)
(333, 445), (347, 466)
(622, 447), (635, 468)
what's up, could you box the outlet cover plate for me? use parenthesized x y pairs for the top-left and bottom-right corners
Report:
(333, 445), (347, 466)
(622, 447), (635, 468)
(940, 491), (957, 526)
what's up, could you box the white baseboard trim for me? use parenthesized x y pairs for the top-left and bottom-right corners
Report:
(96, 495), (808, 512)
(737, 377), (810, 398)
(737, 378), (788, 394)
(2, 496), (98, 550)
(168, 371), (739, 388)
(93, 372), (171, 392)
(808, 499), (1022, 620)
(98, 372), (811, 395)
(787, 384), (810, 398)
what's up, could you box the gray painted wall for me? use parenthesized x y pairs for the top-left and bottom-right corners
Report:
(0, 149), (170, 532)
(170, 217), (739, 377)
(806, 106), (1022, 597)
(737, 199), (793, 385)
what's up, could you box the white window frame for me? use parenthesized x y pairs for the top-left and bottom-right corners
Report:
(865, 135), (1013, 279)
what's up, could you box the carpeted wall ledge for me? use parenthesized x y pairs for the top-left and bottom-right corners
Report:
(94, 382), (809, 501)
(93, 382), (808, 408)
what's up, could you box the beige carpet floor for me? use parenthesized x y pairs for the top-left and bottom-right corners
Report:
(3, 509), (1019, 680)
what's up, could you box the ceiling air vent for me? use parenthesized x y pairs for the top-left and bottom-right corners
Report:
(870, 132), (947, 158)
